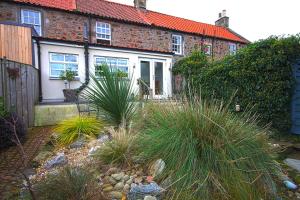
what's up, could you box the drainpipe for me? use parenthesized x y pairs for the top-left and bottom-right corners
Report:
(76, 41), (90, 94)
(36, 40), (43, 102)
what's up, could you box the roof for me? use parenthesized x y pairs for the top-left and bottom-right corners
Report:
(13, 0), (248, 43)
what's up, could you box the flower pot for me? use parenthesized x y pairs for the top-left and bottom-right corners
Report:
(63, 89), (77, 102)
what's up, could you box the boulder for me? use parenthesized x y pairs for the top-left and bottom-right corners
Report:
(44, 153), (67, 169)
(69, 139), (85, 149)
(33, 151), (53, 164)
(149, 159), (165, 177)
(284, 158), (300, 173)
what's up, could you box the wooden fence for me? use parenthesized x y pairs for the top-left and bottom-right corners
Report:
(0, 23), (33, 65)
(0, 58), (39, 127)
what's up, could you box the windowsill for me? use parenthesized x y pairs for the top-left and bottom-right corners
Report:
(49, 77), (80, 81)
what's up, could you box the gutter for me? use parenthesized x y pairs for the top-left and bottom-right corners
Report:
(36, 39), (43, 102)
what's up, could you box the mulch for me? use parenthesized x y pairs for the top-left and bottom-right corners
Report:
(0, 126), (53, 199)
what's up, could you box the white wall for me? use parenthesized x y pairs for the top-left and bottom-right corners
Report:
(39, 41), (173, 102)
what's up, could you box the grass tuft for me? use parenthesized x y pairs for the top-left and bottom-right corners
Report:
(54, 116), (104, 146)
(139, 100), (280, 199)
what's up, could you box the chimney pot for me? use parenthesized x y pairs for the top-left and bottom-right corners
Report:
(134, 0), (147, 9)
(215, 10), (229, 28)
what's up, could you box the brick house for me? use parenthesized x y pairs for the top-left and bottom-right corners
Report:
(0, 0), (249, 102)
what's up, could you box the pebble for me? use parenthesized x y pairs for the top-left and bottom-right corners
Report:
(110, 191), (123, 199)
(123, 175), (130, 181)
(114, 182), (124, 191)
(123, 183), (130, 192)
(102, 184), (113, 192)
(111, 173), (124, 181)
(144, 196), (157, 200)
(107, 167), (118, 175)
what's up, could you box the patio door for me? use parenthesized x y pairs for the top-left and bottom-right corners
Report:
(140, 59), (165, 99)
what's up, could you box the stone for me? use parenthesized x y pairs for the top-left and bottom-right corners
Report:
(144, 196), (157, 200)
(149, 159), (165, 177)
(123, 184), (130, 191)
(296, 192), (300, 199)
(134, 176), (143, 184)
(69, 139), (85, 149)
(107, 167), (118, 175)
(44, 153), (67, 169)
(284, 158), (300, 173)
(109, 177), (118, 185)
(98, 134), (110, 143)
(103, 184), (114, 192)
(123, 175), (130, 181)
(88, 146), (101, 156)
(114, 182), (124, 191)
(129, 182), (163, 196)
(33, 151), (53, 164)
(110, 191), (123, 199)
(112, 173), (125, 181)
(126, 178), (133, 185)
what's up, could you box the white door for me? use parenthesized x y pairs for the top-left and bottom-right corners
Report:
(139, 59), (166, 99)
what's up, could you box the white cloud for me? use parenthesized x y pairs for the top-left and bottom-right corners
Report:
(109, 0), (299, 42)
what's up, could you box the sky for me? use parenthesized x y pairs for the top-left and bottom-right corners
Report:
(108, 0), (299, 42)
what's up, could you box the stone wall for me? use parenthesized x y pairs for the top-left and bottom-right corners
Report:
(0, 2), (246, 60)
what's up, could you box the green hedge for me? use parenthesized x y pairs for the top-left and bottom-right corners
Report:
(196, 35), (300, 132)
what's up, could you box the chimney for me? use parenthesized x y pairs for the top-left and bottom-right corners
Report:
(215, 9), (229, 28)
(134, 0), (147, 9)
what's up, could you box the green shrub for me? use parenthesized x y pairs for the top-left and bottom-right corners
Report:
(35, 166), (105, 200)
(139, 100), (280, 199)
(83, 65), (136, 127)
(55, 116), (104, 146)
(198, 35), (300, 132)
(94, 128), (138, 165)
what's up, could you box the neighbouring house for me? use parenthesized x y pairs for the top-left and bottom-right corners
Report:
(0, 0), (249, 102)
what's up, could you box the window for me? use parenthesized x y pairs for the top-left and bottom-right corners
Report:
(95, 56), (129, 77)
(229, 43), (237, 55)
(96, 22), (111, 41)
(49, 53), (79, 78)
(21, 9), (42, 36)
(172, 35), (183, 55)
(203, 44), (212, 55)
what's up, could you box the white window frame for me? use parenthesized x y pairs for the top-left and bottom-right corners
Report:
(21, 9), (42, 36)
(49, 53), (79, 78)
(203, 44), (212, 56)
(94, 56), (129, 77)
(96, 22), (111, 41)
(172, 34), (183, 55)
(229, 43), (237, 55)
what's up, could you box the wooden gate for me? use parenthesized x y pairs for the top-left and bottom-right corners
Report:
(0, 58), (39, 127)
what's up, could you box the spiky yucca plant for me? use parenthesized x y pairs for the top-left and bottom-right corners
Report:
(55, 116), (104, 146)
(83, 65), (136, 127)
(139, 100), (280, 200)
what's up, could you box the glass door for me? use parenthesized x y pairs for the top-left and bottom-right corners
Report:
(154, 61), (164, 97)
(140, 60), (151, 96)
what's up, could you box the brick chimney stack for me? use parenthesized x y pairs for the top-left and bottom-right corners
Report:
(134, 0), (147, 9)
(215, 10), (229, 28)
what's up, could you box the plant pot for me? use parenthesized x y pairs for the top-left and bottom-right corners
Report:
(63, 89), (77, 102)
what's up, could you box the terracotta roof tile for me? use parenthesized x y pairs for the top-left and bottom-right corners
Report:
(12, 0), (248, 43)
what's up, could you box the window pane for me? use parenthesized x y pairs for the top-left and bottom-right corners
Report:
(95, 57), (106, 65)
(51, 70), (64, 77)
(65, 55), (77, 62)
(51, 53), (64, 62)
(50, 63), (64, 70)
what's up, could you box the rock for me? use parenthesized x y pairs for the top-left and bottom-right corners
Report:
(126, 178), (133, 185)
(144, 196), (157, 200)
(134, 176), (143, 184)
(296, 192), (300, 199)
(112, 173), (125, 181)
(88, 146), (101, 156)
(114, 182), (124, 191)
(109, 177), (118, 185)
(110, 191), (123, 199)
(136, 170), (144, 176)
(98, 134), (110, 143)
(149, 159), (165, 177)
(129, 182), (163, 197)
(288, 191), (294, 197)
(33, 151), (53, 164)
(70, 139), (85, 149)
(103, 184), (114, 192)
(284, 180), (298, 190)
(284, 158), (300, 173)
(160, 176), (172, 189)
(123, 184), (130, 192)
(107, 167), (118, 175)
(123, 175), (130, 181)
(44, 153), (67, 169)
